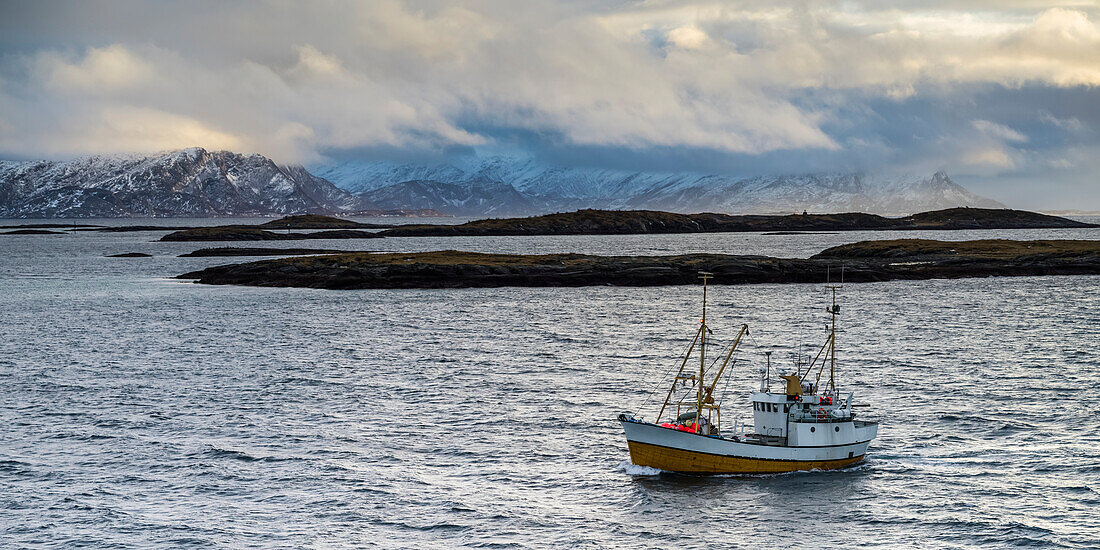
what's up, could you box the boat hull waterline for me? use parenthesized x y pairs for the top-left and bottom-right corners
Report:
(621, 418), (878, 475)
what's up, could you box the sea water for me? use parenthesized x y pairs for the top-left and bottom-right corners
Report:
(1, 220), (1098, 548)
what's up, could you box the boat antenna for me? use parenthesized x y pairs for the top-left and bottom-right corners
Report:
(764, 351), (772, 392)
(695, 272), (712, 430)
(797, 323), (804, 375)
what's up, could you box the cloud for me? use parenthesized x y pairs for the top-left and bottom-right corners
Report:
(0, 104), (243, 157)
(89, 106), (243, 153)
(666, 26), (711, 49)
(972, 120), (1028, 143)
(1039, 111), (1086, 132)
(960, 147), (1017, 169)
(36, 44), (155, 93)
(288, 45), (348, 81)
(0, 0), (1097, 207)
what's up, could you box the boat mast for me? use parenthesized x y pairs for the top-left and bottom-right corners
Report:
(695, 272), (712, 428)
(826, 282), (841, 392)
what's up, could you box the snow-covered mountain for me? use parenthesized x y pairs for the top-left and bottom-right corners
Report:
(0, 149), (1005, 218)
(0, 148), (372, 218)
(311, 156), (1004, 216)
(359, 178), (534, 216)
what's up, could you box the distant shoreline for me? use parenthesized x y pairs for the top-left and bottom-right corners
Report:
(149, 207), (1098, 241)
(376, 208), (1096, 238)
(3, 208), (1094, 242)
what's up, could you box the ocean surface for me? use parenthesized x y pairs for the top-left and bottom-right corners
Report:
(2, 218), (1099, 548)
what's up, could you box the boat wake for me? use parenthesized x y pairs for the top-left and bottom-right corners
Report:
(616, 460), (665, 476)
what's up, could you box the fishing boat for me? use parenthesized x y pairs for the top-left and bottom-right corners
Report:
(618, 273), (878, 474)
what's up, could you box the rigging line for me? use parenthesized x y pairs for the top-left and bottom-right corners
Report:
(746, 330), (778, 369)
(715, 356), (737, 409)
(633, 333), (701, 415)
(746, 328), (772, 354)
(691, 339), (735, 381)
(747, 330), (763, 352)
(635, 353), (689, 415)
(708, 341), (732, 367)
(672, 338), (736, 412)
(701, 339), (735, 381)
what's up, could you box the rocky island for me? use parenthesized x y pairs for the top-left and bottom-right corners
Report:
(378, 207), (1094, 237)
(180, 247), (359, 257)
(177, 239), (1100, 289)
(2, 229), (65, 235)
(65, 215), (395, 234)
(255, 214), (393, 230)
(0, 223), (100, 229)
(160, 227), (385, 241)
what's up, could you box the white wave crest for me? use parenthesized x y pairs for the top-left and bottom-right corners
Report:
(616, 460), (664, 476)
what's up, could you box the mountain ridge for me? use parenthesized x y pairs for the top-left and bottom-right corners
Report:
(311, 156), (1005, 216)
(0, 148), (372, 218)
(1, 148), (1006, 218)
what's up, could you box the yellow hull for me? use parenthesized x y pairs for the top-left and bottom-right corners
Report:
(627, 440), (865, 475)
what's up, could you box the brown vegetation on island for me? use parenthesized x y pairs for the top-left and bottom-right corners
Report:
(257, 215), (391, 230)
(180, 247), (358, 257)
(160, 227), (384, 241)
(177, 239), (1100, 289)
(2, 229), (66, 235)
(378, 207), (1094, 238)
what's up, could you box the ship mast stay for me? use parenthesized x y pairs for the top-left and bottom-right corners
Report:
(792, 277), (842, 395)
(654, 272), (749, 435)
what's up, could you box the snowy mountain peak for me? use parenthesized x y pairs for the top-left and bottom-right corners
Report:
(1, 150), (1005, 218)
(928, 170), (953, 188)
(310, 156), (1004, 216)
(0, 148), (371, 218)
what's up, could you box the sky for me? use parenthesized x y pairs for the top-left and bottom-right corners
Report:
(0, 0), (1097, 209)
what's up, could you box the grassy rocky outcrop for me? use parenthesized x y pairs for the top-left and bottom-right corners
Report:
(1, 229), (65, 235)
(180, 247), (355, 257)
(160, 227), (384, 241)
(379, 210), (895, 237)
(177, 239), (1100, 289)
(257, 214), (392, 229)
(378, 208), (1095, 237)
(905, 208), (1087, 228)
(74, 215), (393, 234)
(815, 238), (1100, 259)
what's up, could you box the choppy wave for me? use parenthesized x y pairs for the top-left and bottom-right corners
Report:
(1, 224), (1098, 548)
